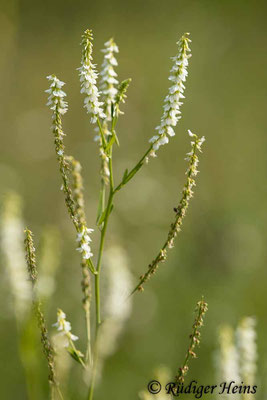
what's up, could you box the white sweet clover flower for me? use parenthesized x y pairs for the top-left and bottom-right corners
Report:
(236, 317), (257, 385)
(76, 225), (94, 260)
(53, 309), (79, 347)
(100, 38), (119, 122)
(149, 33), (191, 154)
(78, 29), (106, 124)
(46, 75), (68, 117)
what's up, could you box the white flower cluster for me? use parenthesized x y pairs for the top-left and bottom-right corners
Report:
(76, 225), (94, 260)
(53, 309), (78, 346)
(100, 38), (119, 121)
(149, 33), (191, 155)
(78, 29), (106, 124)
(236, 317), (257, 385)
(46, 75), (68, 116)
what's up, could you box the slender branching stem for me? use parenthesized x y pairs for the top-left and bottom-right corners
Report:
(85, 307), (92, 366)
(87, 328), (100, 400)
(89, 120), (115, 400)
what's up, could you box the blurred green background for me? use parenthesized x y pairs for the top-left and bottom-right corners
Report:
(1, 0), (267, 398)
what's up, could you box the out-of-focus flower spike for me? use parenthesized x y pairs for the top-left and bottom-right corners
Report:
(215, 325), (240, 391)
(236, 317), (257, 387)
(0, 192), (31, 321)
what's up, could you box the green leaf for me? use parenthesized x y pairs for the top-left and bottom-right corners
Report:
(122, 169), (128, 183)
(97, 208), (107, 226)
(114, 131), (120, 146)
(96, 186), (105, 224)
(67, 347), (84, 365)
(97, 203), (114, 227)
(105, 135), (116, 152)
(123, 163), (143, 184)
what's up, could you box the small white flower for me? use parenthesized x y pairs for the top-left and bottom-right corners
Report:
(149, 135), (159, 143)
(76, 225), (94, 260)
(188, 129), (194, 137)
(158, 135), (169, 146)
(53, 309), (79, 347)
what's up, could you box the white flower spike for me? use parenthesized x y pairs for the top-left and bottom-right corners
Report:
(78, 29), (106, 124)
(149, 33), (191, 154)
(100, 38), (119, 121)
(46, 75), (68, 116)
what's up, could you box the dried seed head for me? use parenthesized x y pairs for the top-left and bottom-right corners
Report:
(24, 228), (38, 285)
(175, 298), (208, 383)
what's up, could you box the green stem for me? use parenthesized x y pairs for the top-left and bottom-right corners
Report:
(87, 328), (100, 400)
(94, 186), (114, 324)
(89, 132), (115, 400)
(97, 118), (107, 149)
(85, 307), (92, 366)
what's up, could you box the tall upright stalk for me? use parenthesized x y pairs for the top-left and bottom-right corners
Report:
(89, 128), (115, 400)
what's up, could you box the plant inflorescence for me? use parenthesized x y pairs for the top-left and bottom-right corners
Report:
(2, 27), (208, 400)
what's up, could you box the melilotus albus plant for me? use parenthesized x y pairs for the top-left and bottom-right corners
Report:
(22, 28), (207, 399)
